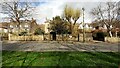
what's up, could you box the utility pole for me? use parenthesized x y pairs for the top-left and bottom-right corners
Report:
(82, 8), (85, 43)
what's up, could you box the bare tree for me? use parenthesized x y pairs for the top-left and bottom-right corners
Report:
(63, 5), (81, 34)
(0, 1), (34, 35)
(90, 2), (118, 37)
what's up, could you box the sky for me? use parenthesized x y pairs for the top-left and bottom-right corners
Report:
(33, 2), (100, 24)
(0, 0), (119, 24)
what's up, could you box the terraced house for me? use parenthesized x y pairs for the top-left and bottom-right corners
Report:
(0, 22), (9, 40)
(0, 22), (9, 33)
(11, 18), (39, 35)
(0, 18), (39, 36)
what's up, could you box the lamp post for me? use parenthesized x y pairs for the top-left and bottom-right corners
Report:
(82, 7), (85, 43)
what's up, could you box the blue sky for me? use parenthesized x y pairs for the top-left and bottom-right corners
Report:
(0, 0), (119, 24)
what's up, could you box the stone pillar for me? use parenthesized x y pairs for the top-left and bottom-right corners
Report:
(8, 33), (11, 41)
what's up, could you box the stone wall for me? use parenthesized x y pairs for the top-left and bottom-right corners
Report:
(105, 37), (120, 43)
(9, 35), (43, 41)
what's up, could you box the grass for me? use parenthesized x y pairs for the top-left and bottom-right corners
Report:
(2, 51), (120, 68)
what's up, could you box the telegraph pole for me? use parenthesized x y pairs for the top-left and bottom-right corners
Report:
(82, 8), (85, 43)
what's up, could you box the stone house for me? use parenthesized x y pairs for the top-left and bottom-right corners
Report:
(0, 18), (39, 35)
(44, 19), (51, 34)
(9, 18), (39, 35)
(0, 22), (9, 33)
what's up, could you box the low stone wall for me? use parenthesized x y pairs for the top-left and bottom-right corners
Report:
(9, 35), (44, 41)
(8, 34), (120, 43)
(105, 37), (120, 43)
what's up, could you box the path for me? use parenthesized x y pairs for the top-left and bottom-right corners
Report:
(2, 41), (119, 52)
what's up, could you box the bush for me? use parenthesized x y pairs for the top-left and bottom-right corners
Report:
(34, 28), (44, 35)
(103, 32), (109, 37)
(92, 31), (106, 41)
(19, 31), (27, 36)
(117, 31), (120, 37)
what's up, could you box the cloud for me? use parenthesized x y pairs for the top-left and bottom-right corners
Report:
(18, 0), (119, 2)
(32, 1), (100, 24)
(32, 1), (66, 23)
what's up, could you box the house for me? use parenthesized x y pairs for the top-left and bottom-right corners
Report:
(9, 18), (39, 35)
(0, 18), (39, 35)
(0, 22), (9, 40)
(0, 22), (9, 33)
(79, 23), (92, 30)
(44, 19), (51, 34)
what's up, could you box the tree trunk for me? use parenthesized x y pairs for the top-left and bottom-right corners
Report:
(115, 31), (117, 37)
(70, 24), (72, 34)
(62, 33), (64, 41)
(107, 28), (112, 37)
(107, 26), (112, 37)
(77, 33), (79, 41)
(109, 31), (112, 37)
(17, 24), (20, 35)
(16, 17), (21, 36)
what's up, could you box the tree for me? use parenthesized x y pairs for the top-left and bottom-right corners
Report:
(90, 2), (119, 37)
(49, 16), (69, 34)
(63, 5), (81, 34)
(0, 1), (34, 35)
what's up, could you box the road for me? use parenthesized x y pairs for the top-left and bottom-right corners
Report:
(2, 41), (119, 52)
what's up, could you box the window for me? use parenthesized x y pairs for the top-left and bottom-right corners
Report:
(4, 29), (8, 33)
(20, 25), (22, 27)
(10, 25), (13, 28)
(25, 24), (28, 27)
(27, 29), (29, 31)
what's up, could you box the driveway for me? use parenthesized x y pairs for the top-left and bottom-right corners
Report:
(2, 41), (119, 52)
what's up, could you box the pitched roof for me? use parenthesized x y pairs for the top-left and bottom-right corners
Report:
(0, 22), (9, 29)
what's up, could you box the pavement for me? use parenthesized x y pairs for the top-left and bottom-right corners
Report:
(2, 41), (120, 52)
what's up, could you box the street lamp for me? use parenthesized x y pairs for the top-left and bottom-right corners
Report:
(82, 7), (85, 43)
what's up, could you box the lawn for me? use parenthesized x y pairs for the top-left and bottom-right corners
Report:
(2, 51), (120, 68)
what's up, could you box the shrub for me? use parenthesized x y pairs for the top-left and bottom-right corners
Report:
(103, 32), (109, 37)
(117, 31), (120, 37)
(92, 30), (106, 41)
(19, 31), (27, 36)
(34, 28), (44, 35)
